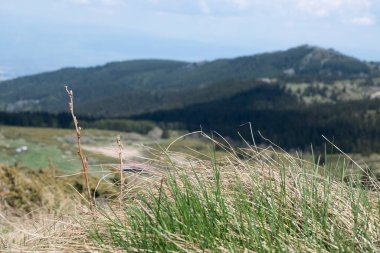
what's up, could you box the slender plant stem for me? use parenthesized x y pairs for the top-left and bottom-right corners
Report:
(65, 85), (94, 213)
(116, 135), (124, 209)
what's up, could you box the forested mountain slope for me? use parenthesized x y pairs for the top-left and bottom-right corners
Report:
(1, 45), (378, 116)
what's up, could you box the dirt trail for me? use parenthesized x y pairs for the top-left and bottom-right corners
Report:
(83, 144), (140, 159)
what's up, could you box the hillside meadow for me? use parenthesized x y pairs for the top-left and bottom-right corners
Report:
(0, 125), (156, 171)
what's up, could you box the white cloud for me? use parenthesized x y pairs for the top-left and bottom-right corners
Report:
(140, 0), (375, 20)
(351, 16), (375, 25)
(295, 0), (373, 17)
(68, 0), (124, 6)
(198, 0), (210, 14)
(296, 0), (343, 17)
(233, 0), (252, 10)
(69, 0), (90, 4)
(98, 0), (125, 6)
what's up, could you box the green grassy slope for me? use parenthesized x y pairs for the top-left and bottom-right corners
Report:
(0, 126), (150, 171)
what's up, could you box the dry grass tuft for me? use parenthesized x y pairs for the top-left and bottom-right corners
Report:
(88, 132), (380, 252)
(0, 164), (117, 251)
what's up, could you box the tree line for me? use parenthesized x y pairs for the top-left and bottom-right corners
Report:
(133, 85), (380, 153)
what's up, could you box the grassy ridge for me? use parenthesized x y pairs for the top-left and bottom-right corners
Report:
(1, 129), (379, 251)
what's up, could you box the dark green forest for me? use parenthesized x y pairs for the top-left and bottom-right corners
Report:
(133, 85), (380, 153)
(0, 112), (156, 135)
(2, 84), (380, 153)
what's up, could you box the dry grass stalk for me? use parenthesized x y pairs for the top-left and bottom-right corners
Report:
(116, 135), (124, 209)
(64, 85), (94, 212)
(100, 141), (379, 252)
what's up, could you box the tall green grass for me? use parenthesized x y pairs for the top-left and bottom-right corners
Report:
(88, 138), (380, 252)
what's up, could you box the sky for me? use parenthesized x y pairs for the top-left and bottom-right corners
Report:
(1, 0), (380, 79)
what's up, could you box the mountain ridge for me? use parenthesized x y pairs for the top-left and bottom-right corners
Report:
(1, 45), (379, 116)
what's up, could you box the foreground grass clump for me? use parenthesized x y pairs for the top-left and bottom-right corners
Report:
(0, 164), (118, 251)
(90, 144), (380, 252)
(0, 164), (116, 213)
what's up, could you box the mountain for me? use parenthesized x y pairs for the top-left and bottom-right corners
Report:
(0, 45), (378, 117)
